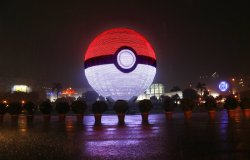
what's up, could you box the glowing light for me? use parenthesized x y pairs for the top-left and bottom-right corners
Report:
(3, 100), (7, 104)
(210, 92), (219, 98)
(21, 100), (25, 104)
(62, 88), (77, 96)
(218, 81), (229, 92)
(84, 28), (157, 101)
(11, 85), (31, 93)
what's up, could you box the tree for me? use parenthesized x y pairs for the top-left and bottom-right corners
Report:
(71, 99), (87, 114)
(203, 89), (210, 99)
(39, 100), (53, 115)
(92, 101), (107, 114)
(196, 82), (206, 96)
(182, 88), (198, 101)
(162, 96), (176, 112)
(159, 95), (165, 103)
(150, 96), (158, 105)
(113, 100), (128, 114)
(215, 95), (223, 101)
(205, 96), (217, 111)
(52, 83), (62, 99)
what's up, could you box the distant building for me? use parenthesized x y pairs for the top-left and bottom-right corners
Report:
(0, 77), (35, 92)
(46, 87), (93, 102)
(164, 91), (183, 99)
(11, 85), (32, 93)
(137, 83), (165, 100)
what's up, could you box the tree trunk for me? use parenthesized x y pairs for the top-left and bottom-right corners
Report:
(184, 111), (192, 120)
(141, 113), (149, 124)
(208, 110), (216, 120)
(117, 113), (125, 125)
(94, 114), (102, 125)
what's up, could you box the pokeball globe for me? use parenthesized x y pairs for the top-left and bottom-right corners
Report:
(84, 28), (157, 101)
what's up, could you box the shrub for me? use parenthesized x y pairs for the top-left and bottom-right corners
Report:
(162, 96), (176, 112)
(113, 100), (128, 114)
(39, 100), (53, 114)
(24, 101), (36, 115)
(71, 100), (87, 114)
(138, 99), (153, 113)
(182, 88), (198, 101)
(92, 101), (107, 114)
(205, 96), (217, 111)
(224, 97), (238, 110)
(240, 98), (250, 109)
(55, 101), (70, 114)
(7, 102), (22, 115)
(180, 98), (195, 111)
(0, 103), (7, 115)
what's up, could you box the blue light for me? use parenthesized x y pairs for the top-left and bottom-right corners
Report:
(218, 81), (229, 92)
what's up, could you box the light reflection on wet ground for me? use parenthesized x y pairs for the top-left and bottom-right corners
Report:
(0, 111), (250, 159)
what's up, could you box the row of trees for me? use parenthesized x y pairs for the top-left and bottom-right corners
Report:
(1, 94), (250, 126)
(162, 94), (250, 119)
(0, 98), (155, 125)
(0, 82), (210, 106)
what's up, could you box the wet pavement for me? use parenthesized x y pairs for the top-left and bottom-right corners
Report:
(0, 111), (250, 160)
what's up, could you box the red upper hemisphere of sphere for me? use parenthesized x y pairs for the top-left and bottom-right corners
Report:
(84, 28), (156, 61)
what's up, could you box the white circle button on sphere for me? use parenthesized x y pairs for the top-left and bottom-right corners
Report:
(117, 49), (136, 69)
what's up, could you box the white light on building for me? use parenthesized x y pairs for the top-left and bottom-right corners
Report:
(137, 83), (165, 100)
(11, 85), (31, 93)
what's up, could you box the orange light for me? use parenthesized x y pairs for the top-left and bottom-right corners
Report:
(21, 100), (25, 104)
(62, 88), (77, 95)
(3, 100), (7, 104)
(232, 78), (235, 82)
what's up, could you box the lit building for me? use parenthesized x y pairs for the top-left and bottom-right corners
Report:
(137, 83), (165, 100)
(84, 28), (157, 101)
(46, 87), (88, 102)
(11, 85), (32, 93)
(164, 91), (183, 99)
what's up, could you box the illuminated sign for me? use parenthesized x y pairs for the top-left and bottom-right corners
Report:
(84, 28), (157, 100)
(218, 81), (229, 92)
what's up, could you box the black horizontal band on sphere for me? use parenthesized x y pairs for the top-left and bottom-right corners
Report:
(84, 55), (156, 73)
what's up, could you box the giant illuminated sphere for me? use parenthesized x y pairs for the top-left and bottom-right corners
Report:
(84, 28), (157, 101)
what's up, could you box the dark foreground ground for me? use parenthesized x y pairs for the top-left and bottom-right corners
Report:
(0, 111), (250, 160)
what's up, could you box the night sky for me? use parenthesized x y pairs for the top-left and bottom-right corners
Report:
(0, 0), (249, 90)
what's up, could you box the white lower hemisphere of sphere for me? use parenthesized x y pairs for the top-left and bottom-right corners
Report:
(85, 64), (156, 101)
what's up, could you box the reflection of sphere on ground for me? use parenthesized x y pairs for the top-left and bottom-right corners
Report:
(84, 28), (157, 101)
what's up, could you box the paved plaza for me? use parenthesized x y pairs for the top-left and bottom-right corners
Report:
(0, 111), (250, 160)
